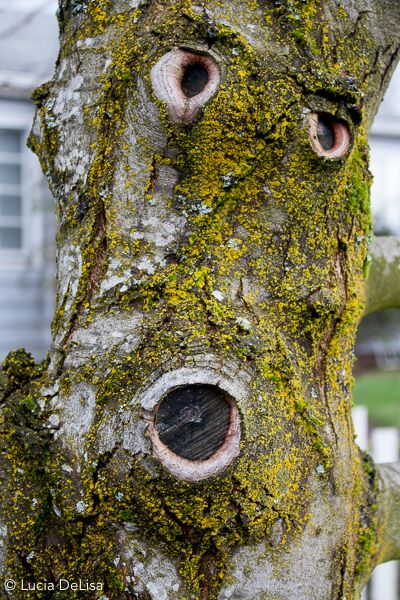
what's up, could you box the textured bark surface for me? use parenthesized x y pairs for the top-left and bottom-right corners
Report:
(1, 1), (400, 599)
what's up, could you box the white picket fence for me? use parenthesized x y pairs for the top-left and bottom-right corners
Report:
(352, 406), (399, 600)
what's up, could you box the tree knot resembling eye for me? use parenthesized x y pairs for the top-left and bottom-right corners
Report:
(308, 112), (352, 158)
(148, 383), (241, 482)
(151, 48), (220, 124)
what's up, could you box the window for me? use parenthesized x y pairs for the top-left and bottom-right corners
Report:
(0, 100), (37, 262)
(0, 99), (55, 362)
(0, 128), (24, 249)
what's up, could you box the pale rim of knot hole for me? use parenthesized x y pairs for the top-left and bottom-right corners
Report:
(150, 48), (221, 124)
(308, 112), (352, 158)
(148, 383), (241, 483)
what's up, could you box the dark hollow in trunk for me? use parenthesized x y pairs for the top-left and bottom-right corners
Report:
(155, 384), (232, 461)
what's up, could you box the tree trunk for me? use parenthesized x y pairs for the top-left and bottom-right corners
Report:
(1, 1), (400, 598)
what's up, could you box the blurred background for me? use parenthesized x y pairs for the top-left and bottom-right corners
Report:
(0, 2), (398, 596)
(0, 0), (58, 359)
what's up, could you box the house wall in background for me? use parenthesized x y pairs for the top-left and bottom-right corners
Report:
(0, 0), (58, 361)
(370, 66), (400, 236)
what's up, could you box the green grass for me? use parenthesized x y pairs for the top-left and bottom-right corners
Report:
(353, 371), (400, 428)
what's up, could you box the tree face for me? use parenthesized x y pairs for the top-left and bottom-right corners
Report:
(2, 1), (399, 598)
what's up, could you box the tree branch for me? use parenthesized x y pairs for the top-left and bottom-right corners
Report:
(351, 0), (400, 127)
(364, 236), (400, 314)
(376, 462), (400, 563)
(376, 0), (400, 34)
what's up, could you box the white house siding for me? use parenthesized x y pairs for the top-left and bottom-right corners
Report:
(370, 66), (400, 236)
(0, 99), (55, 361)
(0, 0), (58, 97)
(0, 265), (52, 359)
(0, 1), (58, 362)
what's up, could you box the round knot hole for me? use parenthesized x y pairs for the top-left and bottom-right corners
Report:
(155, 384), (231, 461)
(150, 49), (220, 123)
(308, 112), (352, 158)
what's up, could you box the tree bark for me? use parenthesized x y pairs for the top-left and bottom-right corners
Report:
(1, 1), (400, 598)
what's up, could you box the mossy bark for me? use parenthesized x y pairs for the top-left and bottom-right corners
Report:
(1, 1), (400, 599)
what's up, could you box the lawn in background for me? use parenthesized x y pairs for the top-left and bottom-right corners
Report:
(353, 371), (400, 428)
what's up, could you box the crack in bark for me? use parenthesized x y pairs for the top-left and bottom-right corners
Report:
(54, 199), (107, 378)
